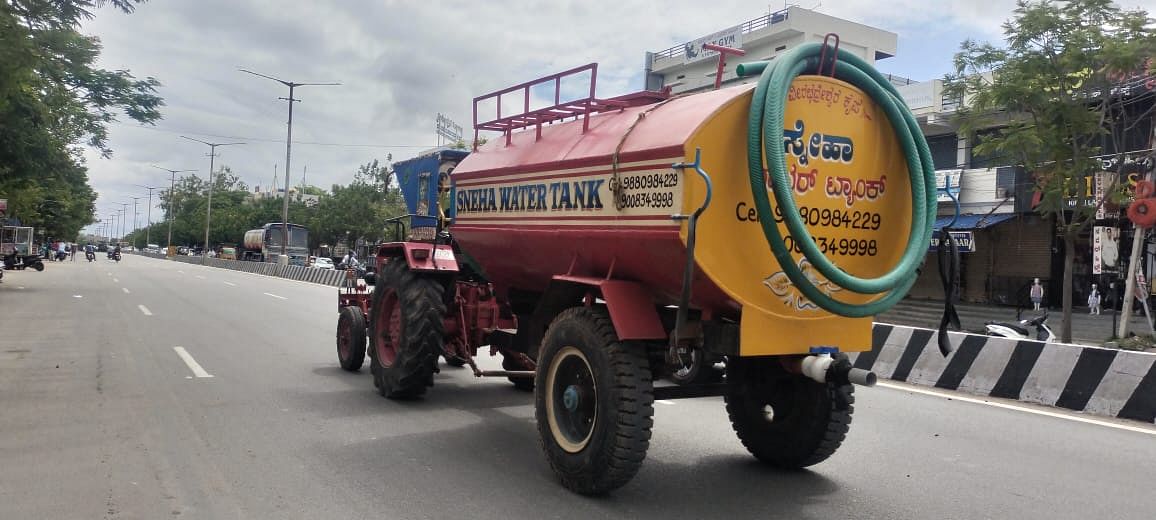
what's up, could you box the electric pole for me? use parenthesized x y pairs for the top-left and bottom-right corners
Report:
(240, 68), (340, 263)
(151, 165), (196, 254)
(181, 136), (244, 262)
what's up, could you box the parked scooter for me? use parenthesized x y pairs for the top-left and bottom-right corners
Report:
(2, 251), (46, 272)
(985, 310), (1056, 342)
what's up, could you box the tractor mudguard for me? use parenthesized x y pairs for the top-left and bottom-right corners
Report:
(377, 242), (459, 273)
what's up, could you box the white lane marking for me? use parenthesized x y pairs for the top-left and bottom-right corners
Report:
(138, 305), (153, 316)
(223, 281), (236, 287)
(107, 272), (111, 276)
(263, 292), (288, 300)
(655, 400), (676, 406)
(17, 286), (24, 290)
(173, 347), (213, 378)
(177, 270), (184, 274)
(122, 288), (131, 294)
(72, 295), (83, 298)
(876, 382), (1156, 436)
(113, 278), (119, 283)
(195, 275), (206, 280)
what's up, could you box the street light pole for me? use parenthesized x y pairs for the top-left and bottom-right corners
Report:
(130, 196), (141, 249)
(240, 69), (340, 263)
(119, 203), (128, 246)
(134, 183), (162, 247)
(151, 166), (196, 254)
(181, 136), (244, 263)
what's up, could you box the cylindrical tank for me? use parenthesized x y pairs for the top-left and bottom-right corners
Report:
(242, 229), (265, 253)
(450, 77), (913, 356)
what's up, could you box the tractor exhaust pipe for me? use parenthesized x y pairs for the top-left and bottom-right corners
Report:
(798, 354), (877, 387)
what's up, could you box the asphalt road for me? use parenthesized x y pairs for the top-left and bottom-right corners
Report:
(2, 255), (1155, 520)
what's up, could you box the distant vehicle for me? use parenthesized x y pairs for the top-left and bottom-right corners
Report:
(241, 222), (309, 266)
(219, 247), (237, 260)
(311, 257), (334, 270)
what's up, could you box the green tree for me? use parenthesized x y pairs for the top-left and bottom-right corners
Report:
(946, 0), (1156, 342)
(0, 0), (162, 239)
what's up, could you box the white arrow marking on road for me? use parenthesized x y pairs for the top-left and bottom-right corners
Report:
(223, 281), (236, 287)
(263, 292), (287, 300)
(122, 288), (130, 294)
(138, 305), (152, 316)
(173, 347), (213, 378)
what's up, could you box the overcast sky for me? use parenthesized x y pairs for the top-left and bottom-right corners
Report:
(79, 0), (1156, 235)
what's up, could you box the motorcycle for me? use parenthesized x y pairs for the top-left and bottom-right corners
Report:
(86, 250), (96, 262)
(985, 310), (1056, 342)
(2, 251), (46, 272)
(112, 250), (122, 262)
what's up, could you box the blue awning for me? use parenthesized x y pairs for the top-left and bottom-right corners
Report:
(934, 213), (1016, 231)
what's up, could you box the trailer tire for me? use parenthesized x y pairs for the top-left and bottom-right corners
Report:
(535, 307), (653, 495)
(724, 356), (853, 469)
(669, 349), (724, 385)
(368, 261), (445, 399)
(336, 306), (366, 371)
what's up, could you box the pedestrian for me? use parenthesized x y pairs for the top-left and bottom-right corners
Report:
(1030, 278), (1044, 311)
(70, 243), (76, 261)
(1088, 284), (1101, 315)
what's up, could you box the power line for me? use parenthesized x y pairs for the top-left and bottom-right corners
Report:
(110, 122), (435, 149)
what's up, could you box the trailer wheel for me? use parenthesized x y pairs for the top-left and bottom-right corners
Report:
(368, 261), (445, 399)
(336, 306), (366, 371)
(724, 356), (853, 468)
(535, 307), (653, 495)
(669, 349), (723, 385)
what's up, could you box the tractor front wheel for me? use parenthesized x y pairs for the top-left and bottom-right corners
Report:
(368, 261), (445, 399)
(336, 306), (366, 371)
(534, 307), (653, 495)
(724, 356), (854, 468)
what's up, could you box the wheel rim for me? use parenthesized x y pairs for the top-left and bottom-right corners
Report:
(337, 313), (351, 360)
(673, 349), (700, 380)
(546, 346), (597, 453)
(753, 377), (804, 430)
(374, 289), (402, 367)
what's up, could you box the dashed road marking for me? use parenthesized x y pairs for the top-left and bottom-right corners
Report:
(655, 400), (676, 406)
(72, 295), (83, 298)
(138, 305), (153, 316)
(263, 292), (287, 300)
(122, 288), (130, 294)
(223, 281), (236, 287)
(173, 347), (213, 378)
(195, 275), (206, 280)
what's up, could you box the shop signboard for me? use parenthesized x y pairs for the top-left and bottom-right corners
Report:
(928, 230), (974, 253)
(1093, 225), (1120, 274)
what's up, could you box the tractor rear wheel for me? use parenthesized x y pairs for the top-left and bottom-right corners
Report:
(336, 306), (366, 371)
(368, 261), (445, 399)
(724, 356), (854, 468)
(535, 307), (653, 495)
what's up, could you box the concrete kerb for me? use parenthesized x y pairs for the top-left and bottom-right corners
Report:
(855, 323), (1156, 424)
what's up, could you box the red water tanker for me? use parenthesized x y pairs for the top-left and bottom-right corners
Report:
(335, 44), (936, 495)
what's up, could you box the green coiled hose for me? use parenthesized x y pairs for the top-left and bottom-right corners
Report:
(741, 43), (937, 318)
